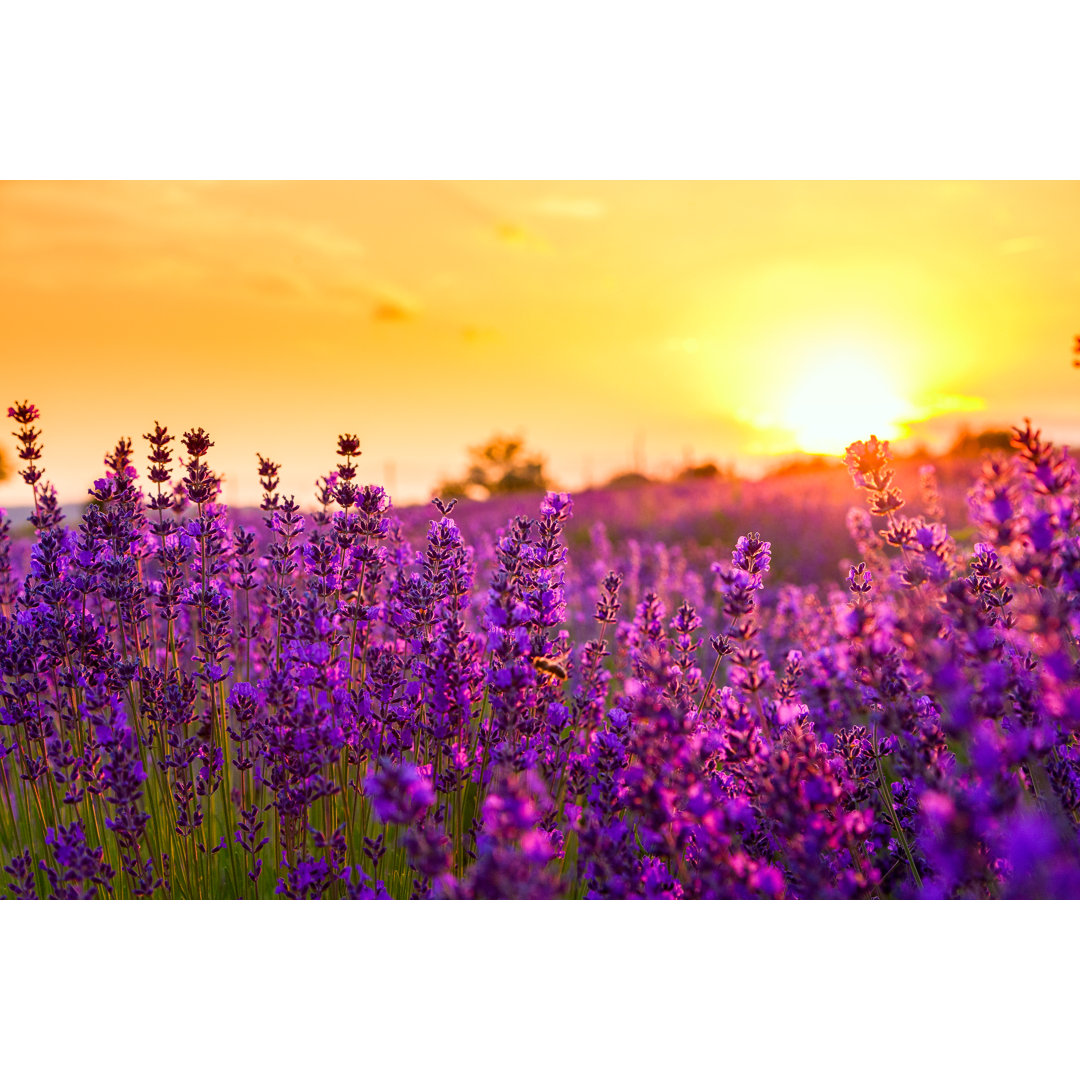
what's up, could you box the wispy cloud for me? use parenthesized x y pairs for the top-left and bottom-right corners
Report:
(0, 181), (369, 305)
(371, 295), (416, 322)
(245, 271), (309, 300)
(493, 221), (548, 250)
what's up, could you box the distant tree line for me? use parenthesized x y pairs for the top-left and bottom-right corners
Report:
(433, 427), (1023, 503)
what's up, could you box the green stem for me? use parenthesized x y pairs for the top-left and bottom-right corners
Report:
(872, 724), (923, 891)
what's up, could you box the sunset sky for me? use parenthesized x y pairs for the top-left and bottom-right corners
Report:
(2, 180), (1078, 507)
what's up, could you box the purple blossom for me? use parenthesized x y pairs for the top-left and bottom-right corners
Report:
(365, 759), (435, 825)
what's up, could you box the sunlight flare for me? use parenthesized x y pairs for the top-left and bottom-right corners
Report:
(781, 353), (914, 455)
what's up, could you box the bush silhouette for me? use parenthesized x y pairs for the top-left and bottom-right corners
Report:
(436, 434), (552, 500)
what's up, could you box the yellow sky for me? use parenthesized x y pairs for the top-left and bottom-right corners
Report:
(1, 180), (1078, 506)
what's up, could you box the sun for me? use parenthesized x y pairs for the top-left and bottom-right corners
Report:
(781, 353), (912, 455)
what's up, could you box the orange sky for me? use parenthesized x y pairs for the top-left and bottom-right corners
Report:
(1, 180), (1078, 507)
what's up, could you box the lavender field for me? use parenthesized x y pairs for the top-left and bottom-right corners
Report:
(2, 399), (1079, 900)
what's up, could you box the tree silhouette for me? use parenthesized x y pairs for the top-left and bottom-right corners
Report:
(436, 434), (552, 500)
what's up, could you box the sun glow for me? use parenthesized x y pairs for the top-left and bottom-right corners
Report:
(781, 353), (913, 455)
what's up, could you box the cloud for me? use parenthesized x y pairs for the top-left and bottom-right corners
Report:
(371, 295), (416, 322)
(493, 222), (548, 251)
(901, 399), (993, 449)
(245, 272), (307, 300)
(919, 393), (985, 415)
(495, 222), (529, 243)
(0, 182), (368, 306)
(897, 394), (986, 430)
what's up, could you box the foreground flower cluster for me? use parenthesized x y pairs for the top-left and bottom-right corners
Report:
(2, 401), (1079, 898)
